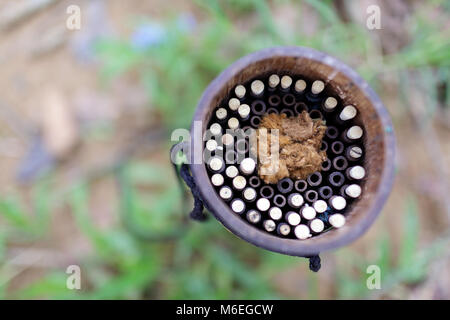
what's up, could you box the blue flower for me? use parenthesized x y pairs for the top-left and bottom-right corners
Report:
(130, 23), (167, 50)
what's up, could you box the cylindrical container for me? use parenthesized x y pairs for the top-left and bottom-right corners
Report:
(189, 47), (395, 257)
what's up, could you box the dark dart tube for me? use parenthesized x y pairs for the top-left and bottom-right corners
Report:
(329, 171), (345, 187)
(321, 141), (328, 152)
(268, 94), (281, 107)
(267, 107), (279, 114)
(321, 159), (332, 172)
(251, 100), (267, 116)
(280, 109), (294, 117)
(307, 172), (322, 187)
(249, 176), (262, 188)
(282, 93), (296, 107)
(235, 139), (249, 155)
(332, 156), (349, 171)
(260, 185), (275, 199)
(325, 126), (339, 139)
(294, 179), (307, 192)
(250, 115), (261, 127)
(319, 186), (333, 199)
(305, 190), (319, 203)
(225, 149), (238, 164)
(277, 178), (294, 194)
(294, 102), (308, 114)
(331, 141), (344, 155)
(309, 109), (323, 120)
(273, 194), (287, 207)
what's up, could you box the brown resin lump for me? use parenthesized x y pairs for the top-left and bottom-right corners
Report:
(253, 112), (327, 184)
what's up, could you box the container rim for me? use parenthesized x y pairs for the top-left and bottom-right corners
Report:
(189, 46), (396, 256)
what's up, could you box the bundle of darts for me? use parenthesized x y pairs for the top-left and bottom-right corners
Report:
(204, 74), (365, 240)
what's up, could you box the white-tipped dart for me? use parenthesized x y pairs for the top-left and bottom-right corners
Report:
(256, 198), (270, 212)
(209, 123), (222, 136)
(313, 200), (328, 213)
(247, 210), (261, 224)
(239, 158), (256, 175)
(268, 74), (280, 88)
(347, 146), (363, 160)
(219, 186), (233, 201)
(294, 224), (311, 240)
(216, 107), (227, 121)
(263, 219), (276, 232)
(208, 157), (224, 172)
(277, 223), (291, 236)
(235, 85), (246, 99)
(301, 205), (317, 220)
(228, 117), (240, 130)
(309, 218), (325, 233)
(231, 199), (245, 214)
(345, 184), (362, 198)
(286, 211), (301, 226)
(295, 79), (307, 93)
(228, 98), (240, 111)
(243, 187), (257, 202)
(324, 97), (337, 111)
(205, 139), (218, 152)
(346, 125), (363, 140)
(348, 165), (366, 180)
(211, 173), (224, 187)
(281, 75), (293, 90)
(288, 193), (304, 208)
(251, 80), (264, 96)
(222, 133), (234, 147)
(329, 196), (347, 211)
(232, 175), (247, 190)
(269, 207), (283, 220)
(339, 105), (357, 121)
(311, 80), (325, 95)
(225, 165), (239, 178)
(329, 213), (346, 228)
(238, 104), (250, 119)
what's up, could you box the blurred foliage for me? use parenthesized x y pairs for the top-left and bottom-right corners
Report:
(1, 0), (450, 299)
